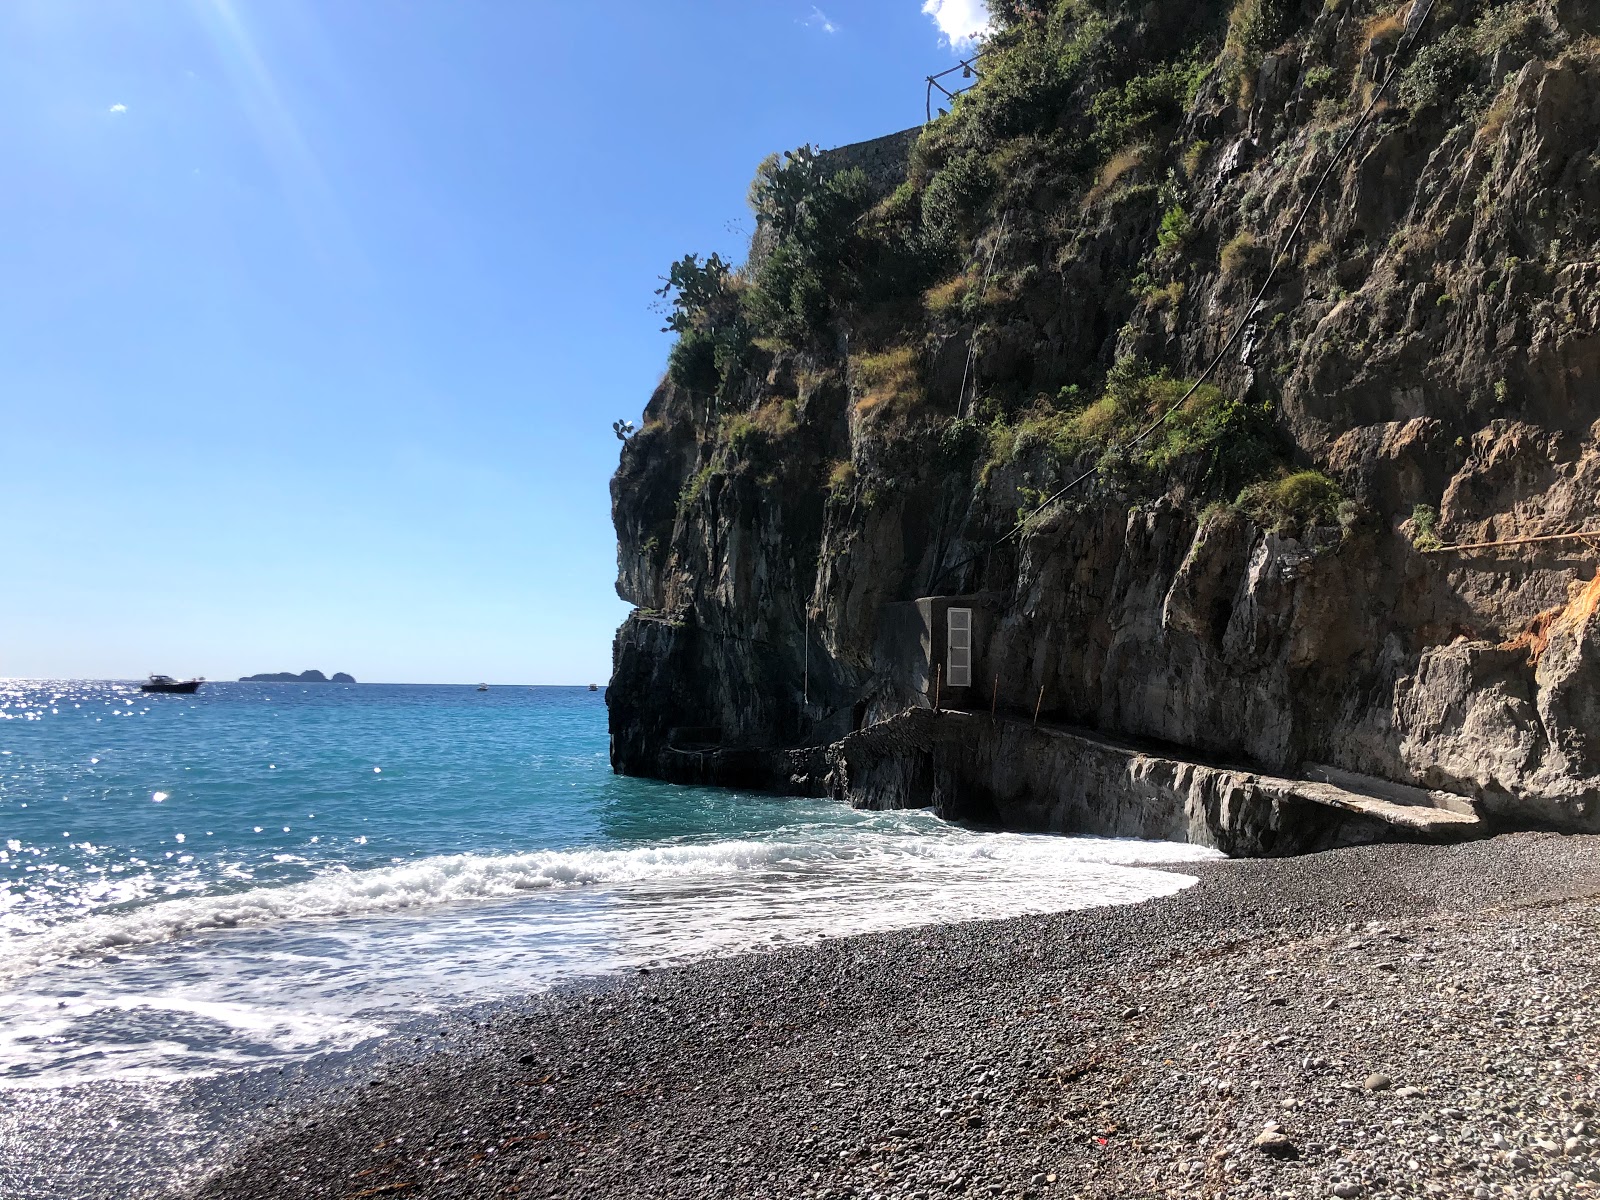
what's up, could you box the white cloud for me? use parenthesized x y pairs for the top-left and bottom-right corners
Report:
(922, 0), (991, 48)
(108, 103), (127, 114)
(806, 6), (839, 33)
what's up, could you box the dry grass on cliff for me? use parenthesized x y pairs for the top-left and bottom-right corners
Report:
(720, 398), (798, 455)
(1477, 80), (1518, 141)
(1363, 9), (1405, 50)
(852, 346), (922, 422)
(923, 273), (973, 317)
(827, 459), (856, 498)
(1220, 230), (1265, 277)
(1084, 145), (1145, 207)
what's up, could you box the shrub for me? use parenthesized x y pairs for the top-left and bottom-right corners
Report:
(1237, 470), (1343, 534)
(920, 4), (1110, 156)
(1410, 503), (1443, 551)
(1222, 0), (1294, 99)
(1399, 25), (1480, 113)
(746, 147), (876, 343)
(1397, 1), (1552, 121)
(1302, 64), (1336, 95)
(1220, 231), (1265, 277)
(1139, 387), (1280, 497)
(938, 415), (983, 468)
(750, 242), (830, 343)
(656, 252), (753, 396)
(1473, 2), (1549, 58)
(1143, 279), (1187, 310)
(1156, 203), (1192, 258)
(1089, 52), (1211, 158)
(1303, 240), (1334, 270)
(921, 151), (995, 252)
(655, 253), (736, 334)
(667, 328), (720, 393)
(984, 361), (1283, 500)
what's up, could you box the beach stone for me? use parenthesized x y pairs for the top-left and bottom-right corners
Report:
(178, 836), (1600, 1200)
(1253, 1130), (1297, 1158)
(1363, 1073), (1392, 1092)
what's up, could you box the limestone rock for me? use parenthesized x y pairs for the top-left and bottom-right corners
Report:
(605, 1), (1600, 840)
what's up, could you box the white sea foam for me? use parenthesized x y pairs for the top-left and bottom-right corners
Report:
(0, 822), (1218, 1087)
(0, 824), (1215, 982)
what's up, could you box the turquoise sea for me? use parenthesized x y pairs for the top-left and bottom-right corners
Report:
(0, 679), (1213, 1194)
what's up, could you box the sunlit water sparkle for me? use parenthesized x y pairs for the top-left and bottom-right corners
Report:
(0, 680), (1217, 1196)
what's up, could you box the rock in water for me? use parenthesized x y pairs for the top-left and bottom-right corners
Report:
(238, 670), (346, 683)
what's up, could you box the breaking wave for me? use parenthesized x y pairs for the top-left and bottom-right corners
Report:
(1, 827), (1214, 984)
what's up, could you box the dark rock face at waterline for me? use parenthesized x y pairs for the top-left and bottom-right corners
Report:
(608, 0), (1600, 847)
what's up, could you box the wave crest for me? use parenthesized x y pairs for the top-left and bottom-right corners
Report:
(0, 831), (1215, 981)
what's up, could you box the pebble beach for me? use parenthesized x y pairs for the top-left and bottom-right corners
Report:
(183, 831), (1600, 1200)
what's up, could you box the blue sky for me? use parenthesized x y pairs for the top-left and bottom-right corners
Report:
(0, 0), (988, 685)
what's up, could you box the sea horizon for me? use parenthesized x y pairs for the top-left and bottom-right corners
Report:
(0, 676), (1214, 1196)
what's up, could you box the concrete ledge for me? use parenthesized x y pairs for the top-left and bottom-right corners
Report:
(826, 710), (1485, 856)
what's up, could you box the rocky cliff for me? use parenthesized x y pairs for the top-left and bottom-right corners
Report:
(609, 0), (1600, 847)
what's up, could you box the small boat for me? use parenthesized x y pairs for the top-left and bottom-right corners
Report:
(142, 675), (204, 695)
(588, 683), (599, 692)
(477, 683), (489, 692)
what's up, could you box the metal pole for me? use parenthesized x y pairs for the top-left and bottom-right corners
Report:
(1033, 685), (1044, 727)
(991, 675), (998, 722)
(934, 663), (942, 713)
(804, 609), (810, 707)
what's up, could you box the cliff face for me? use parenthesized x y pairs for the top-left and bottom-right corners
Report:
(610, 0), (1600, 839)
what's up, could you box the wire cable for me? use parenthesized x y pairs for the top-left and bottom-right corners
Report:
(984, 0), (1441, 552)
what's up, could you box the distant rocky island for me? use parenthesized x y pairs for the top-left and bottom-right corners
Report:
(238, 670), (356, 684)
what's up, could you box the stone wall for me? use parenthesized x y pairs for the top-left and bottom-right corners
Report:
(816, 126), (919, 199)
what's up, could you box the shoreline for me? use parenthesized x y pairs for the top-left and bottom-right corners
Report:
(183, 832), (1600, 1199)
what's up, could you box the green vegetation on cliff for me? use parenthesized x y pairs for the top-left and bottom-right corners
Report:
(648, 0), (1591, 540)
(612, 0), (1600, 831)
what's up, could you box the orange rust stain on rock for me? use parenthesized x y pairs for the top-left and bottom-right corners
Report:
(1500, 574), (1600, 664)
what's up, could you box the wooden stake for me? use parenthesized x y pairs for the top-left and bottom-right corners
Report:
(1033, 684), (1045, 727)
(934, 663), (942, 713)
(990, 674), (999, 721)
